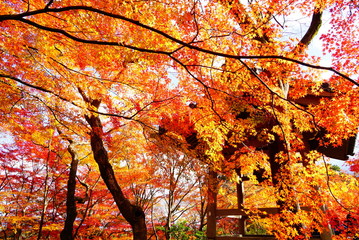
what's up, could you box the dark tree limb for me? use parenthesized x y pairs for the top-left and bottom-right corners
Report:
(79, 90), (147, 240)
(296, 7), (323, 51)
(45, 0), (54, 9)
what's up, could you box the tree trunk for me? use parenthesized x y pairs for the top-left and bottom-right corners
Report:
(84, 112), (147, 240)
(37, 135), (53, 240)
(60, 141), (79, 240)
(268, 137), (309, 239)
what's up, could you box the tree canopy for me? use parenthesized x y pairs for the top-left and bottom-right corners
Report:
(1, 0), (359, 239)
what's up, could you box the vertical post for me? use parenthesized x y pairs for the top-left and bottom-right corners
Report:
(207, 170), (218, 240)
(237, 179), (245, 236)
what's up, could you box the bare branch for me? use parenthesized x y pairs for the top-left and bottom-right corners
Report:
(45, 0), (54, 9)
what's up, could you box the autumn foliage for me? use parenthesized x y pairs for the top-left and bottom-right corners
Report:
(1, 0), (359, 239)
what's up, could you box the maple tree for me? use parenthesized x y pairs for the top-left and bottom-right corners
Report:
(1, 0), (359, 239)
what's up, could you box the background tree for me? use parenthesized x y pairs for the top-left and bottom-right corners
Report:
(144, 136), (207, 239)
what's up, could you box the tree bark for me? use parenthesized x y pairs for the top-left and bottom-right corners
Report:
(60, 141), (79, 240)
(84, 110), (147, 240)
(297, 8), (323, 49)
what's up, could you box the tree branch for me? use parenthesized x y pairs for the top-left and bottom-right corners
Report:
(298, 8), (323, 48)
(45, 0), (54, 9)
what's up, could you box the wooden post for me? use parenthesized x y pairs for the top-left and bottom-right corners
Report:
(237, 180), (246, 236)
(207, 170), (218, 239)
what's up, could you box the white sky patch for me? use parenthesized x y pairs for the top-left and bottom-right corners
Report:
(0, 132), (14, 145)
(167, 66), (180, 89)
